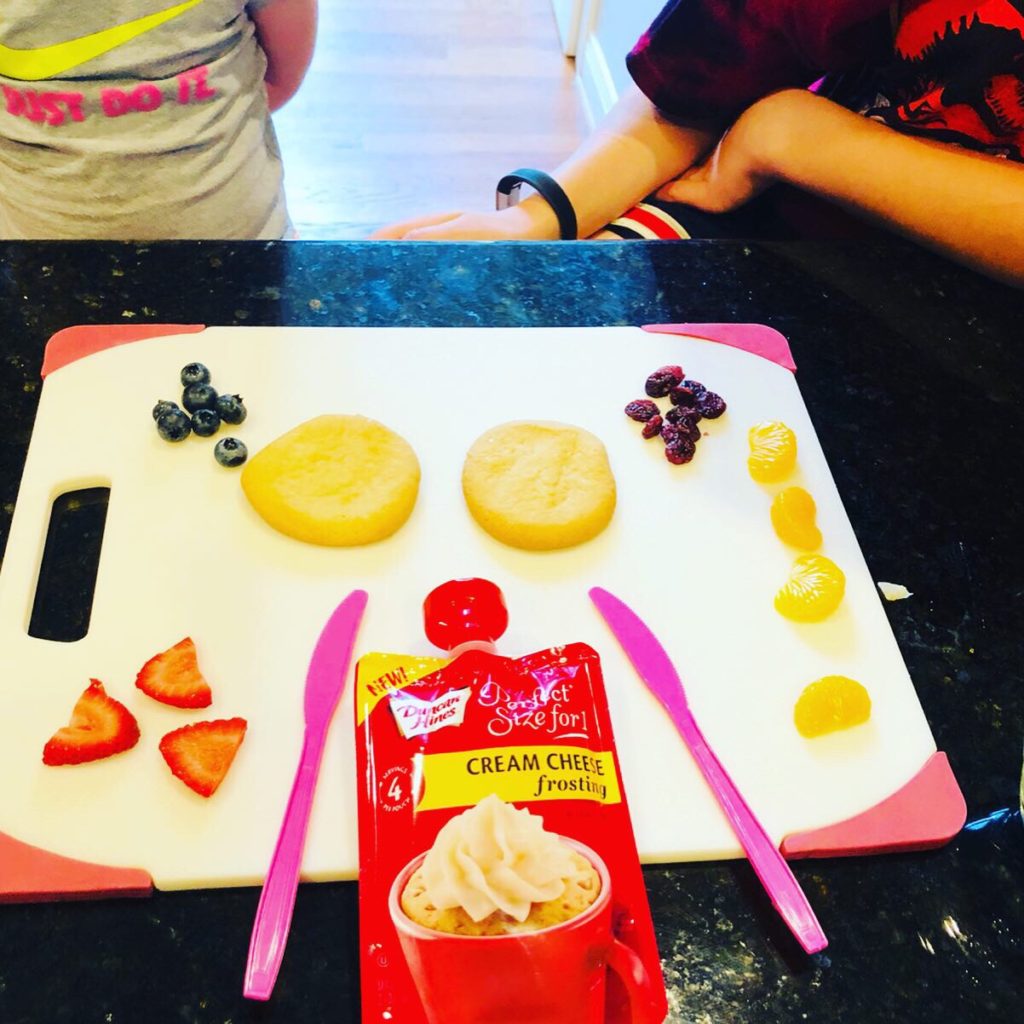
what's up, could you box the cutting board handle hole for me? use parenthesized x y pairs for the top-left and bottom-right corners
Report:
(28, 487), (110, 642)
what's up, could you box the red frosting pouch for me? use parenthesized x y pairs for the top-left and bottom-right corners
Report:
(355, 579), (668, 1024)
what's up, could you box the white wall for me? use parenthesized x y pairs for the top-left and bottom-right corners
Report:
(575, 0), (666, 126)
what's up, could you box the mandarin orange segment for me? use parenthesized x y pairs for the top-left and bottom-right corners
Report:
(748, 421), (797, 483)
(774, 554), (846, 621)
(794, 676), (872, 738)
(770, 486), (822, 550)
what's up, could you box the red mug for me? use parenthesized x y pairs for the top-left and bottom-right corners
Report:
(388, 839), (660, 1024)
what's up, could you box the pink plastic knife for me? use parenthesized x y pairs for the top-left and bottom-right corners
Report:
(589, 586), (827, 954)
(243, 589), (369, 1000)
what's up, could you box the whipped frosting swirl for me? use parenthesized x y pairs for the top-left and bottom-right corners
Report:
(420, 794), (579, 922)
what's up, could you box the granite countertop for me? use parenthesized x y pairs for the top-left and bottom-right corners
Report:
(1, 240), (1022, 1023)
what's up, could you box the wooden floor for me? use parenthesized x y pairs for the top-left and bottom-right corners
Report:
(273, 0), (587, 239)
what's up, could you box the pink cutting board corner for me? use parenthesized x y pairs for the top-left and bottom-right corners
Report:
(42, 324), (207, 378)
(0, 830), (152, 903)
(642, 323), (797, 372)
(781, 751), (966, 858)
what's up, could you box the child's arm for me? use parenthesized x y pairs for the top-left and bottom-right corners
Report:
(371, 83), (719, 240)
(371, 0), (890, 241)
(660, 88), (1024, 287)
(250, 0), (317, 113)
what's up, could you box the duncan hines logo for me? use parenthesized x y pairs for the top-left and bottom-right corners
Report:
(389, 687), (472, 739)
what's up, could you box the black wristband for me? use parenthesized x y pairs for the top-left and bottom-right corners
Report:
(496, 168), (578, 240)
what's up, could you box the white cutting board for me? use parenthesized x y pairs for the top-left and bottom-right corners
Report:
(0, 326), (938, 891)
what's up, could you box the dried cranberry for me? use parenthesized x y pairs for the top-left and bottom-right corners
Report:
(682, 379), (706, 396)
(624, 399), (659, 422)
(665, 437), (697, 464)
(697, 391), (727, 418)
(644, 364), (684, 397)
(660, 422), (681, 446)
(668, 385), (697, 408)
(641, 414), (663, 439)
(667, 405), (700, 425)
(680, 420), (701, 442)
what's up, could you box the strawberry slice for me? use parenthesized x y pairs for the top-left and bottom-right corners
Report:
(159, 718), (247, 797)
(136, 637), (212, 708)
(43, 680), (141, 766)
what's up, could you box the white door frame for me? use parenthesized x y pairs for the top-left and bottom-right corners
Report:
(574, 0), (619, 128)
(550, 0), (590, 57)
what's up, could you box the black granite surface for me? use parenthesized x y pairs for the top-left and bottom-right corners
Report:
(1, 240), (1023, 1023)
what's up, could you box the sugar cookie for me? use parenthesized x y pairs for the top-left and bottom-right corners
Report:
(462, 421), (616, 550)
(241, 414), (420, 546)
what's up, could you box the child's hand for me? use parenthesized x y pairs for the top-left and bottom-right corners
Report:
(370, 203), (558, 241)
(654, 93), (787, 212)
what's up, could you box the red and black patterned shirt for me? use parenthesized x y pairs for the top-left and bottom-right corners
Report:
(627, 0), (1024, 162)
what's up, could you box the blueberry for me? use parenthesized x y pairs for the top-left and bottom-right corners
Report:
(181, 362), (211, 387)
(182, 382), (218, 413)
(191, 408), (221, 437)
(215, 393), (247, 425)
(152, 399), (180, 421)
(156, 409), (191, 442)
(214, 437), (248, 467)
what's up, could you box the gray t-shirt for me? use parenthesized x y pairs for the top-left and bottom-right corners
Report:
(0, 0), (289, 239)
